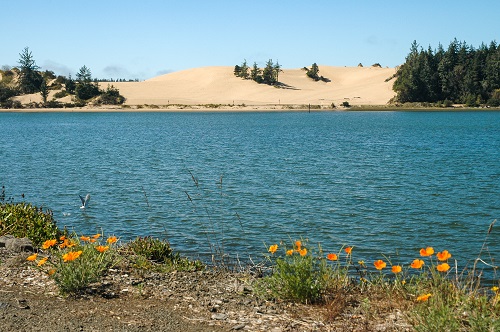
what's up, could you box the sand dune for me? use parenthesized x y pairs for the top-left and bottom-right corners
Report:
(11, 66), (397, 109)
(113, 66), (396, 107)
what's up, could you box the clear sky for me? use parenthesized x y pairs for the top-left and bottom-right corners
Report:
(2, 0), (499, 80)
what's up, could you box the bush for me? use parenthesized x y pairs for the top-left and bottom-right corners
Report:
(127, 236), (175, 263)
(255, 240), (344, 304)
(27, 234), (119, 294)
(97, 85), (125, 105)
(341, 101), (351, 107)
(54, 90), (69, 99)
(0, 202), (61, 246)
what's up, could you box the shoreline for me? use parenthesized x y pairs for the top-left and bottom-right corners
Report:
(2, 105), (500, 113)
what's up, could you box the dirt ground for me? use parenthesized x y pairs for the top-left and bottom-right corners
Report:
(0, 247), (413, 331)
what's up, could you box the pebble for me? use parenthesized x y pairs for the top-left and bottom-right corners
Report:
(211, 313), (227, 320)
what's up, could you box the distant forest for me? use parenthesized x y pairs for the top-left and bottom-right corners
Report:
(393, 39), (500, 106)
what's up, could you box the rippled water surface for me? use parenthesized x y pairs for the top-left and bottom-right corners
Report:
(1, 111), (499, 268)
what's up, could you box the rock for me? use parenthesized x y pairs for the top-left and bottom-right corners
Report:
(0, 235), (34, 252)
(211, 313), (227, 320)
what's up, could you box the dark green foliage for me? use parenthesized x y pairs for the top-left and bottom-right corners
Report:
(234, 59), (250, 80)
(0, 85), (16, 102)
(40, 79), (49, 103)
(75, 66), (100, 100)
(127, 236), (176, 263)
(17, 47), (43, 94)
(54, 90), (69, 99)
(306, 63), (320, 80)
(0, 202), (61, 246)
(262, 59), (277, 85)
(65, 74), (76, 94)
(394, 39), (500, 104)
(342, 101), (351, 107)
(97, 85), (126, 105)
(250, 62), (262, 82)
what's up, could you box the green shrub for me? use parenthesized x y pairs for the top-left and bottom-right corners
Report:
(342, 101), (351, 107)
(127, 236), (175, 263)
(27, 234), (119, 295)
(0, 202), (61, 246)
(54, 90), (68, 99)
(255, 240), (343, 304)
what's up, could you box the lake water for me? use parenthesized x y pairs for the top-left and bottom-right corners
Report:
(1, 111), (499, 272)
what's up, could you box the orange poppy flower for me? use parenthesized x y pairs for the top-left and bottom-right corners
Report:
(48, 268), (56, 276)
(392, 265), (402, 274)
(286, 249), (294, 256)
(268, 244), (278, 254)
(37, 257), (48, 267)
(436, 250), (452, 261)
(411, 259), (425, 269)
(436, 263), (450, 272)
(107, 236), (118, 244)
(92, 233), (101, 239)
(95, 245), (109, 253)
(62, 250), (83, 262)
(374, 259), (387, 270)
(419, 247), (434, 257)
(345, 247), (353, 254)
(417, 293), (432, 302)
(42, 239), (57, 249)
(80, 236), (91, 242)
(295, 240), (302, 251)
(26, 253), (38, 261)
(327, 253), (338, 261)
(299, 248), (308, 257)
(59, 235), (66, 241)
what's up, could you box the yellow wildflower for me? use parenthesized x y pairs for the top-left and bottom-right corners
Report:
(27, 253), (38, 261)
(392, 265), (402, 274)
(419, 247), (434, 257)
(37, 257), (48, 267)
(95, 245), (109, 253)
(436, 263), (450, 272)
(268, 244), (278, 254)
(411, 259), (425, 269)
(107, 236), (118, 244)
(436, 250), (452, 261)
(417, 293), (432, 302)
(80, 235), (91, 242)
(92, 233), (101, 239)
(42, 239), (57, 249)
(327, 253), (338, 261)
(286, 249), (294, 256)
(374, 259), (386, 270)
(62, 250), (83, 262)
(299, 248), (307, 256)
(295, 240), (302, 251)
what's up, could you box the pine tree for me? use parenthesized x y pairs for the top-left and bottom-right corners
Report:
(17, 47), (43, 94)
(262, 59), (276, 85)
(40, 78), (49, 104)
(250, 62), (262, 83)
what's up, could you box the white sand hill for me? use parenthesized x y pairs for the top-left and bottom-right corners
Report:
(113, 66), (396, 107)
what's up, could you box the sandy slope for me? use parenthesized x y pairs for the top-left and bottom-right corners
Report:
(11, 66), (396, 107)
(113, 66), (396, 106)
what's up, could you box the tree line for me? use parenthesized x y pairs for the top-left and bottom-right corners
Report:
(1, 47), (126, 108)
(393, 39), (500, 106)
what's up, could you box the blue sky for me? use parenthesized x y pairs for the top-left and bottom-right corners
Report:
(2, 0), (499, 80)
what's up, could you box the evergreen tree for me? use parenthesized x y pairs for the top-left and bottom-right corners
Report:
(75, 65), (100, 100)
(250, 62), (262, 83)
(65, 74), (76, 94)
(40, 78), (49, 104)
(306, 63), (320, 81)
(239, 59), (249, 79)
(262, 59), (276, 85)
(17, 47), (43, 94)
(274, 60), (282, 83)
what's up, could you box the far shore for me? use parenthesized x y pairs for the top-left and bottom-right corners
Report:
(2, 104), (500, 113)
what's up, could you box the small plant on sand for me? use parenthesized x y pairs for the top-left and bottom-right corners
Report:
(27, 233), (119, 295)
